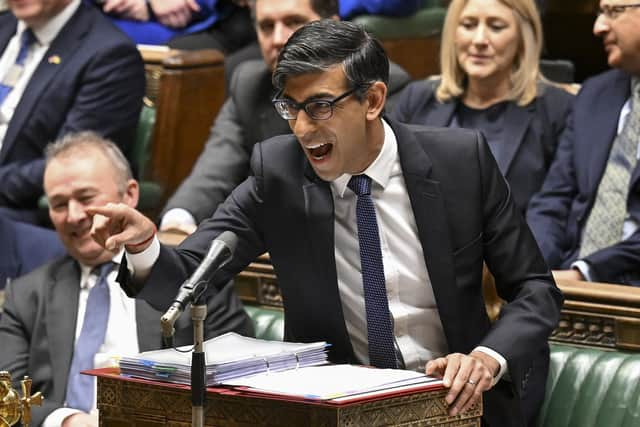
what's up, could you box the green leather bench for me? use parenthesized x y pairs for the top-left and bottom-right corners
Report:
(538, 344), (640, 427)
(241, 306), (640, 426)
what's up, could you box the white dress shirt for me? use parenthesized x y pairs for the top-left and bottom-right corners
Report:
(0, 0), (80, 148)
(43, 253), (139, 427)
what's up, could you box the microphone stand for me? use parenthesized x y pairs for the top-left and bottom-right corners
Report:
(190, 295), (208, 427)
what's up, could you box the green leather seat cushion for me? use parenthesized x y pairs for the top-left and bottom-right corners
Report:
(540, 344), (640, 427)
(243, 305), (284, 342)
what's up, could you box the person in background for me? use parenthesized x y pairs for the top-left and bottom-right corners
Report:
(160, 0), (411, 234)
(91, 20), (562, 427)
(0, 215), (65, 292)
(96, 0), (256, 52)
(391, 0), (573, 214)
(0, 132), (253, 427)
(0, 0), (145, 224)
(527, 0), (640, 286)
(338, 0), (422, 19)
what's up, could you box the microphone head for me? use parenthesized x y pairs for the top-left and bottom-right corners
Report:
(216, 230), (238, 255)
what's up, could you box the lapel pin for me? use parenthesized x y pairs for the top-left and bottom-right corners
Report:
(48, 55), (61, 65)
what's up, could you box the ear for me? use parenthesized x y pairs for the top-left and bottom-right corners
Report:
(365, 81), (387, 121)
(122, 179), (140, 208)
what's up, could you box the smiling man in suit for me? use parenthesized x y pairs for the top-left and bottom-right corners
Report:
(527, 0), (640, 286)
(0, 0), (145, 223)
(0, 132), (253, 427)
(91, 21), (561, 426)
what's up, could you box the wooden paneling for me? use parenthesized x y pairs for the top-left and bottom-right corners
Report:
(381, 35), (441, 80)
(140, 48), (226, 214)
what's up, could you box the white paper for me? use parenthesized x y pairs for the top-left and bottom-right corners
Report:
(223, 364), (442, 400)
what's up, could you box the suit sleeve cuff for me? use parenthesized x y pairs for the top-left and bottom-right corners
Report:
(473, 346), (507, 386)
(571, 260), (593, 281)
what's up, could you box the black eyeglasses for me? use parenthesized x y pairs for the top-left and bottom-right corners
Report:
(598, 3), (640, 19)
(272, 87), (360, 120)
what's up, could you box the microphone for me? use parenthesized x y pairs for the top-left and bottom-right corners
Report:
(160, 231), (238, 342)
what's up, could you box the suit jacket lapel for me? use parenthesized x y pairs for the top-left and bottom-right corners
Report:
(1, 4), (92, 161)
(500, 102), (533, 176)
(46, 258), (81, 396)
(302, 161), (354, 360)
(390, 120), (461, 346)
(586, 71), (630, 192)
(0, 16), (16, 53)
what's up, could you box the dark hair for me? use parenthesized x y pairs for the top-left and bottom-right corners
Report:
(250, 0), (338, 20)
(310, 0), (339, 17)
(272, 20), (389, 101)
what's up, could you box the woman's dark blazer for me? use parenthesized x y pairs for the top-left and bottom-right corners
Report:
(390, 79), (574, 213)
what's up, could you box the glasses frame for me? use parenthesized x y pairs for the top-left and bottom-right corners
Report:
(597, 3), (640, 19)
(271, 87), (362, 121)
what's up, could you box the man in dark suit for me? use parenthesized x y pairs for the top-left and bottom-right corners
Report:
(0, 132), (253, 427)
(160, 0), (410, 233)
(92, 20), (561, 427)
(0, 0), (145, 223)
(0, 215), (65, 291)
(527, 2), (640, 285)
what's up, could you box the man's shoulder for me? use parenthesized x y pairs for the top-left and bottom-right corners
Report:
(65, 2), (139, 51)
(579, 69), (630, 96)
(230, 60), (271, 93)
(9, 256), (70, 293)
(394, 119), (478, 145)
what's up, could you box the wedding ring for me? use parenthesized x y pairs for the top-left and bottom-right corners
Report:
(467, 379), (477, 385)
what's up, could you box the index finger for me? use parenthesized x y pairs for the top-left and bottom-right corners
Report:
(186, 0), (201, 12)
(86, 203), (123, 219)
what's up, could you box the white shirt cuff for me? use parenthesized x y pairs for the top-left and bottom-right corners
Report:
(160, 208), (197, 230)
(473, 346), (507, 386)
(43, 408), (82, 427)
(125, 235), (161, 280)
(570, 260), (593, 281)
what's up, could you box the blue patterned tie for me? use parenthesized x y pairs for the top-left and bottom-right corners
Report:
(0, 29), (36, 106)
(65, 263), (112, 412)
(348, 174), (398, 369)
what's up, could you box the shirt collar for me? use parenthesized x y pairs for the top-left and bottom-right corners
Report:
(17, 0), (81, 46)
(332, 118), (398, 198)
(79, 250), (123, 290)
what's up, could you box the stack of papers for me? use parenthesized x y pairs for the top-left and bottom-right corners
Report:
(119, 332), (329, 386)
(223, 364), (443, 403)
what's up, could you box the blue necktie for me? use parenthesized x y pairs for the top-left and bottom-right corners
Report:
(348, 175), (398, 369)
(65, 263), (112, 413)
(0, 29), (35, 106)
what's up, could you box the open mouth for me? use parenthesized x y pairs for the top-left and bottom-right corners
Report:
(307, 143), (332, 160)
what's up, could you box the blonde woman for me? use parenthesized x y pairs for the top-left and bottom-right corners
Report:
(391, 0), (572, 213)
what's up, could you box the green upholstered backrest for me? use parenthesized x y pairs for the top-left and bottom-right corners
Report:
(351, 5), (446, 39)
(131, 103), (163, 211)
(243, 305), (285, 342)
(131, 102), (156, 179)
(539, 344), (640, 427)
